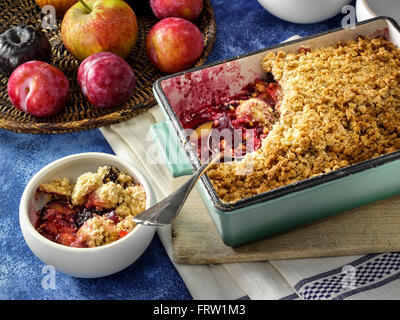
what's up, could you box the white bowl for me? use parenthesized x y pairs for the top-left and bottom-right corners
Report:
(257, 0), (352, 24)
(19, 152), (156, 278)
(356, 0), (400, 25)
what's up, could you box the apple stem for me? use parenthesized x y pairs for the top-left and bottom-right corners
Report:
(79, 0), (92, 13)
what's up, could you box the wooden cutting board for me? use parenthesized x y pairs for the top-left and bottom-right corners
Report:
(171, 177), (400, 264)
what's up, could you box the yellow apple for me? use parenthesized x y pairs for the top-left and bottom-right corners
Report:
(61, 0), (138, 61)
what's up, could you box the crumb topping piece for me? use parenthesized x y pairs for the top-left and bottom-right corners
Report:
(235, 98), (275, 127)
(74, 215), (119, 248)
(71, 170), (104, 206)
(117, 185), (147, 217)
(208, 37), (400, 203)
(38, 177), (73, 197)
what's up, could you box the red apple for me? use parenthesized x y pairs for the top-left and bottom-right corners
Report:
(146, 17), (204, 74)
(61, 0), (138, 61)
(8, 61), (69, 117)
(35, 0), (78, 17)
(78, 52), (136, 108)
(150, 0), (203, 21)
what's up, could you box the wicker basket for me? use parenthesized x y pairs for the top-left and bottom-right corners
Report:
(0, 0), (216, 133)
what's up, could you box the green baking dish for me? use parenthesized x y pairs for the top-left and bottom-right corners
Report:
(151, 17), (400, 247)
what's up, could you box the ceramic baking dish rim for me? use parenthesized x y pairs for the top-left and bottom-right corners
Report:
(153, 16), (400, 213)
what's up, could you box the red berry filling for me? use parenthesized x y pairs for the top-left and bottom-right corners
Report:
(35, 200), (78, 244)
(35, 198), (122, 248)
(179, 77), (280, 159)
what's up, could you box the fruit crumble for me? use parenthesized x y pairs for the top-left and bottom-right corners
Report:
(207, 37), (400, 203)
(35, 166), (146, 247)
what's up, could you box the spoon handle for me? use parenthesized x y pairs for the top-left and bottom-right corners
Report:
(183, 151), (225, 196)
(133, 152), (224, 226)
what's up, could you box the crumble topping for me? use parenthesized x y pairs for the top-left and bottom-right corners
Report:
(71, 170), (104, 206)
(122, 185), (147, 215)
(38, 177), (73, 197)
(117, 171), (135, 187)
(89, 182), (125, 210)
(208, 37), (400, 203)
(75, 215), (119, 248)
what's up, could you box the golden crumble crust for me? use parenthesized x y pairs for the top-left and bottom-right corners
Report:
(75, 215), (119, 247)
(208, 37), (400, 203)
(38, 177), (73, 198)
(115, 185), (147, 217)
(92, 182), (125, 209)
(71, 168), (105, 206)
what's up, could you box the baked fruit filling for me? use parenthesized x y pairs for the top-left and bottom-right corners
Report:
(181, 78), (281, 159)
(206, 37), (400, 203)
(35, 166), (146, 248)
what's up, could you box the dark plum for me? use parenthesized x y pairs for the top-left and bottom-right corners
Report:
(0, 25), (52, 75)
(77, 52), (136, 108)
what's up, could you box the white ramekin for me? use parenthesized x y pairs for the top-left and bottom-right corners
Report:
(19, 152), (156, 278)
(257, 0), (352, 24)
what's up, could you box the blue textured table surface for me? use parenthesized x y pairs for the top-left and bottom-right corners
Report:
(0, 0), (348, 300)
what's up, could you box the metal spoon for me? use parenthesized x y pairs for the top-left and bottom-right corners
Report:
(133, 127), (245, 226)
(132, 150), (225, 226)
